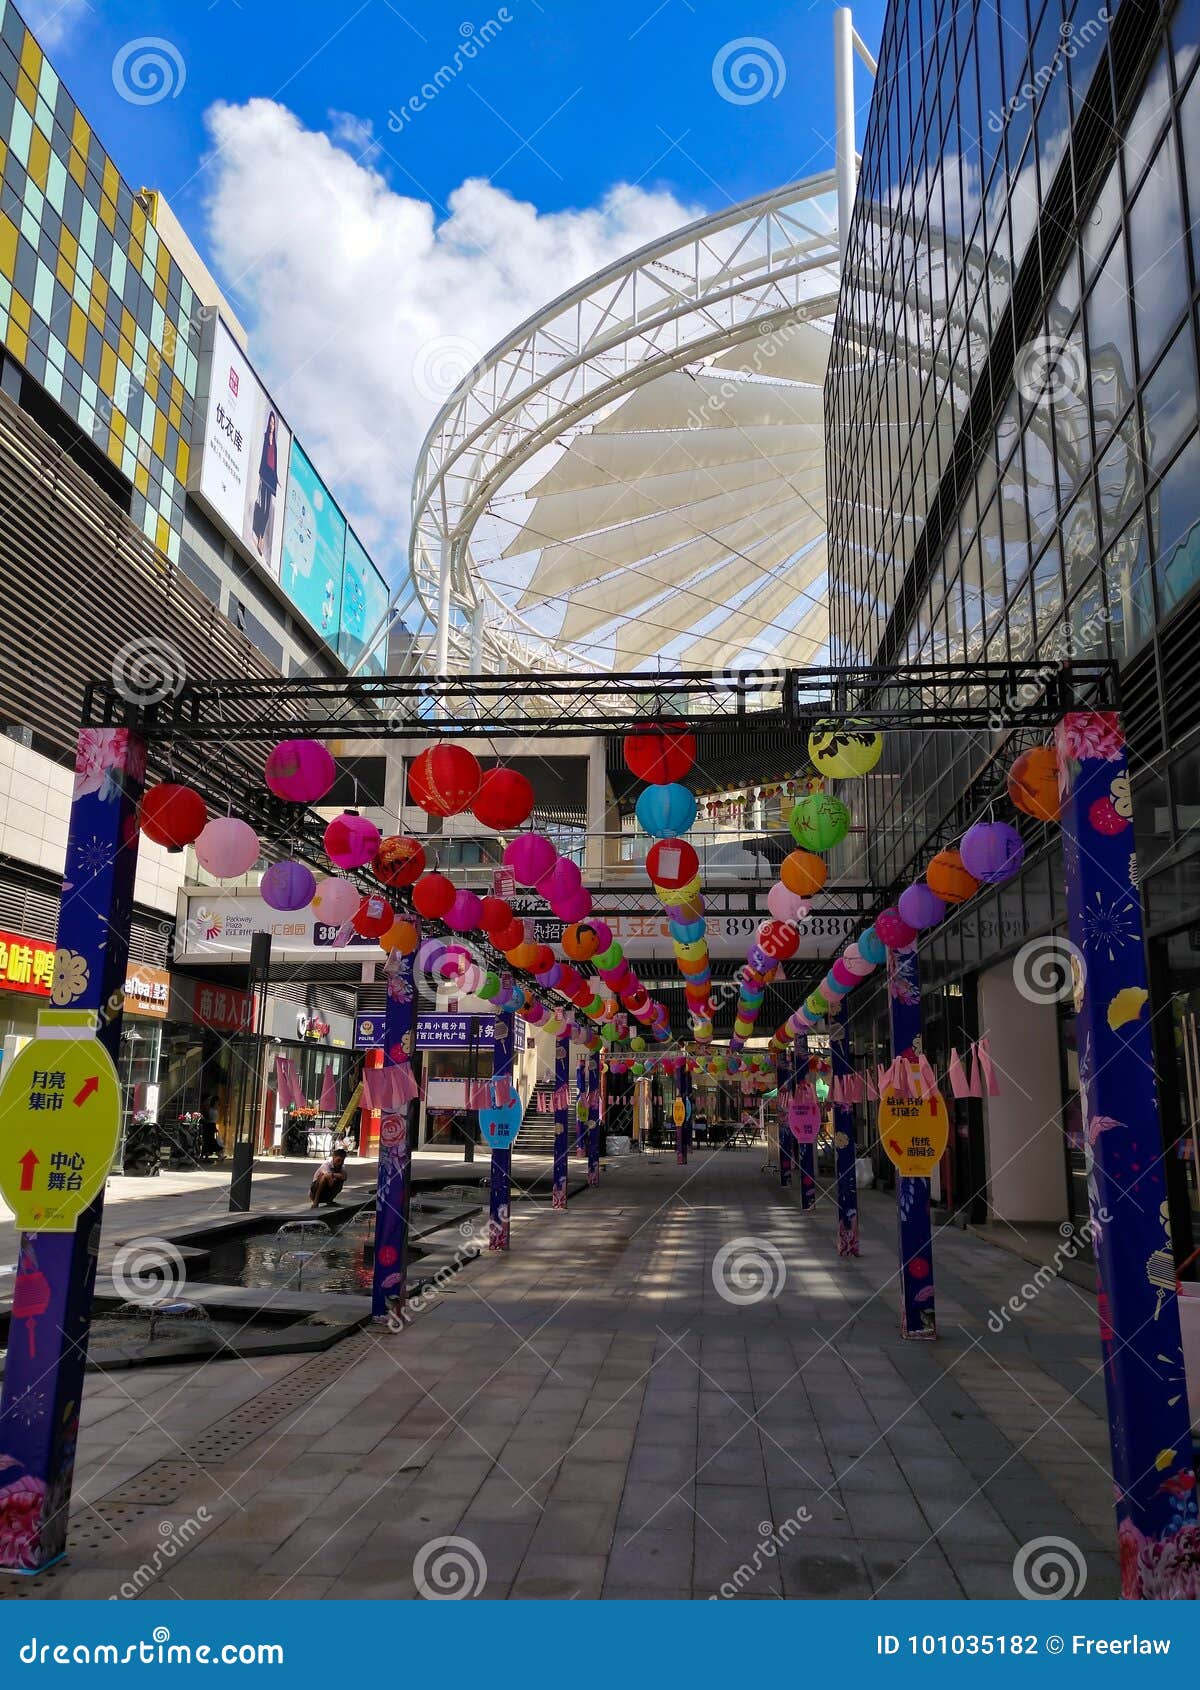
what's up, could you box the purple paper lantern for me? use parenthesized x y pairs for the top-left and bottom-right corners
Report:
(264, 738), (336, 803)
(960, 819), (1026, 885)
(260, 859), (316, 911)
(323, 811), (382, 870)
(897, 882), (947, 931)
(195, 817), (260, 879)
(503, 832), (557, 887)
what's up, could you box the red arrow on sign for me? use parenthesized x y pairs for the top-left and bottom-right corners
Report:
(18, 1150), (38, 1191)
(73, 1076), (99, 1107)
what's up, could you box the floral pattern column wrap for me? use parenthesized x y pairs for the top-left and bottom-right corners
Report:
(574, 1055), (587, 1157)
(778, 1047), (793, 1187)
(488, 1013), (515, 1250)
(832, 997), (860, 1257)
(551, 1031), (570, 1210)
(889, 944), (936, 1339)
(794, 1032), (816, 1211)
(1056, 709), (1200, 1597)
(372, 928), (419, 1322)
(0, 725), (145, 1572)
(586, 1051), (601, 1187)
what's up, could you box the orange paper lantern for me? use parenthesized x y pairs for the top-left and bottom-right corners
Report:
(1008, 745), (1061, 823)
(926, 848), (980, 905)
(779, 850), (827, 897)
(381, 918), (419, 955)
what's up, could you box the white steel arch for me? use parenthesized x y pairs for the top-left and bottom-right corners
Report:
(389, 11), (874, 680)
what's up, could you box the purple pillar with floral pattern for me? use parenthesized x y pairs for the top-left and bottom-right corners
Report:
(488, 1012), (515, 1250)
(674, 1069), (687, 1165)
(586, 1051), (600, 1186)
(1056, 709), (1199, 1596)
(551, 1030), (570, 1210)
(778, 1048), (793, 1186)
(574, 1054), (587, 1157)
(372, 928), (419, 1322)
(0, 724), (145, 1572)
(889, 944), (935, 1339)
(832, 997), (860, 1257)
(794, 1033), (816, 1211)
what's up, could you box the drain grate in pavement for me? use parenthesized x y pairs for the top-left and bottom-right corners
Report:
(187, 1332), (377, 1464)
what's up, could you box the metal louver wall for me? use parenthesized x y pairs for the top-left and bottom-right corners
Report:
(0, 864), (170, 963)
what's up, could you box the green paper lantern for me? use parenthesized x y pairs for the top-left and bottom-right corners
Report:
(808, 720), (883, 779)
(478, 972), (501, 999)
(630, 1035), (646, 1051)
(788, 792), (851, 852)
(595, 942), (624, 969)
(805, 991), (829, 1017)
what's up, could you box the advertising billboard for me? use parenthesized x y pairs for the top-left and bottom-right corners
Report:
(339, 527), (391, 676)
(194, 318), (292, 579)
(280, 443), (345, 646)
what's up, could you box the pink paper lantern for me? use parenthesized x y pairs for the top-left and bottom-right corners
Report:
(540, 857), (582, 897)
(195, 817), (260, 879)
(311, 876), (360, 925)
(323, 811), (382, 870)
(445, 889), (483, 932)
(767, 883), (810, 924)
(554, 886), (593, 922)
(260, 859), (316, 911)
(875, 906), (918, 950)
(841, 944), (875, 977)
(264, 739), (336, 803)
(503, 832), (557, 887)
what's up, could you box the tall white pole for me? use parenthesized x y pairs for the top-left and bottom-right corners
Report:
(834, 6), (856, 261)
(434, 537), (452, 676)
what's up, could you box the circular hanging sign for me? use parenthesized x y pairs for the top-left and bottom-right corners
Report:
(672, 1097), (686, 1127)
(878, 1085), (949, 1177)
(0, 1016), (122, 1232)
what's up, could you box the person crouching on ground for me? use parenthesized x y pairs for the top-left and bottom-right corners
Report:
(310, 1147), (347, 1207)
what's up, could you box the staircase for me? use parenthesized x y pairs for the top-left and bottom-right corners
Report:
(515, 1110), (559, 1156)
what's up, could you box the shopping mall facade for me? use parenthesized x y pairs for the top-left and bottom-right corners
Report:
(826, 0), (1200, 1243)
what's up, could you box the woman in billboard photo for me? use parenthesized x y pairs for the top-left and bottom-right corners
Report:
(251, 410), (280, 558)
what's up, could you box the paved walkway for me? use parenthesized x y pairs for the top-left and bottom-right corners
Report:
(1, 1150), (1121, 1600)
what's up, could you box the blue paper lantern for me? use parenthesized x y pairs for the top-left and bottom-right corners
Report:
(635, 782), (697, 839)
(669, 918), (706, 943)
(857, 926), (887, 966)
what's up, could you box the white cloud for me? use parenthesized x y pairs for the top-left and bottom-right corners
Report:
(199, 98), (699, 583)
(22, 0), (88, 50)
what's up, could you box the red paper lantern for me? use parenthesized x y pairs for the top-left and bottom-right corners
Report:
(412, 873), (456, 920)
(478, 896), (512, 934)
(494, 918), (527, 952)
(531, 944), (555, 974)
(407, 745), (482, 817)
(471, 766), (535, 830)
(139, 783), (207, 849)
(757, 919), (799, 960)
(645, 838), (700, 890)
(353, 893), (396, 939)
(624, 722), (697, 785)
(372, 836), (426, 888)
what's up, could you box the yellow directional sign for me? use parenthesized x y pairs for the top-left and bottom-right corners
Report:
(878, 1085), (949, 1178)
(672, 1097), (686, 1127)
(0, 1018), (121, 1231)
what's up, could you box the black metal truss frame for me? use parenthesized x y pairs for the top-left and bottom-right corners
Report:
(84, 658), (1119, 1040)
(83, 660), (1117, 743)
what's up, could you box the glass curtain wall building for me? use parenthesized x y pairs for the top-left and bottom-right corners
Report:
(827, 0), (1200, 1237)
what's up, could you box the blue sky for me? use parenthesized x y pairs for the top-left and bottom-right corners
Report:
(40, 0), (885, 261)
(26, 0), (886, 610)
